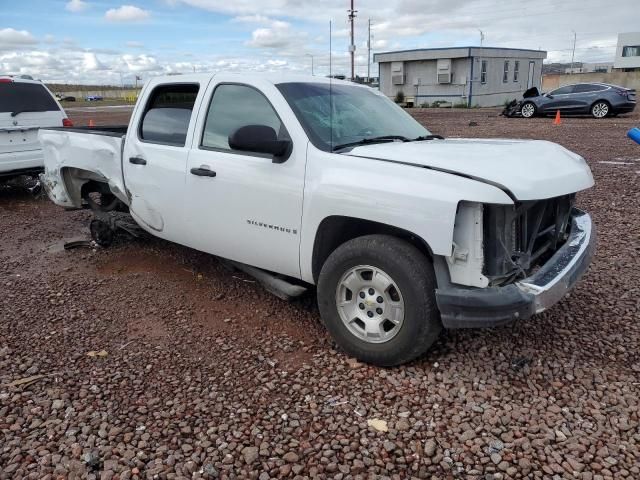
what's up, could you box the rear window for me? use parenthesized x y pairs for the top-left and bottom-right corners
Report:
(139, 83), (199, 146)
(0, 82), (60, 114)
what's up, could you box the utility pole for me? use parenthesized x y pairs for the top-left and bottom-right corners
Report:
(479, 29), (484, 47)
(367, 18), (371, 83)
(348, 0), (357, 81)
(306, 54), (314, 75)
(570, 30), (576, 72)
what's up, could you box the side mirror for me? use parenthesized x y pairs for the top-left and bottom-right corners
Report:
(545, 93), (554, 99)
(228, 125), (292, 162)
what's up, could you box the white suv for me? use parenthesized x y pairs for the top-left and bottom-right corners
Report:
(1, 76), (72, 179)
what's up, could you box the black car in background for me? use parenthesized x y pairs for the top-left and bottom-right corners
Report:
(517, 83), (636, 119)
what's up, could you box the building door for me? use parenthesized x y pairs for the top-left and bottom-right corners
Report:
(527, 61), (535, 89)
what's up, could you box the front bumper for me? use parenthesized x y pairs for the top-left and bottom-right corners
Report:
(436, 209), (595, 328)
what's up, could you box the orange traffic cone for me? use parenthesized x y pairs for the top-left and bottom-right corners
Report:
(553, 110), (561, 125)
(88, 119), (95, 127)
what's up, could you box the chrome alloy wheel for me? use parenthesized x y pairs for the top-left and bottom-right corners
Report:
(592, 102), (609, 118)
(521, 103), (535, 118)
(335, 265), (405, 343)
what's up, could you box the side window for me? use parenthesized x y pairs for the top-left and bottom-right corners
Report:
(513, 61), (520, 82)
(622, 45), (640, 57)
(573, 84), (597, 93)
(139, 83), (199, 146)
(480, 60), (487, 84)
(503, 61), (509, 83)
(550, 85), (574, 95)
(201, 84), (283, 152)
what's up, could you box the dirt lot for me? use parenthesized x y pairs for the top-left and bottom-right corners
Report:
(1, 107), (639, 480)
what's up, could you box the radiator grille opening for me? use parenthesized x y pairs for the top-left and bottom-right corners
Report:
(483, 194), (575, 286)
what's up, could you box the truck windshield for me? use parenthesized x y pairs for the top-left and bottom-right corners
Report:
(276, 82), (431, 152)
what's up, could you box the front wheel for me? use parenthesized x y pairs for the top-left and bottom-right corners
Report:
(591, 101), (610, 118)
(317, 235), (442, 366)
(520, 102), (536, 118)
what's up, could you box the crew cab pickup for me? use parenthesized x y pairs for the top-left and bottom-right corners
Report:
(39, 73), (595, 366)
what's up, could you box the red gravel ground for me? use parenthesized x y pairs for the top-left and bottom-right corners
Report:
(0, 107), (638, 479)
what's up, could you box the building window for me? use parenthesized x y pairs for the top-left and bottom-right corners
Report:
(513, 61), (519, 82)
(503, 61), (509, 83)
(480, 60), (487, 84)
(622, 45), (640, 57)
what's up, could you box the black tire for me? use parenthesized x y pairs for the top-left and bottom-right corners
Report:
(317, 234), (442, 366)
(90, 219), (114, 247)
(590, 101), (610, 119)
(520, 101), (536, 118)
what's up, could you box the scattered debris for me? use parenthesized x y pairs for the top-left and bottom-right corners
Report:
(367, 418), (388, 432)
(511, 356), (530, 371)
(63, 239), (93, 250)
(3, 374), (48, 388)
(86, 350), (108, 357)
(346, 357), (363, 369)
(83, 450), (102, 472)
(327, 397), (348, 407)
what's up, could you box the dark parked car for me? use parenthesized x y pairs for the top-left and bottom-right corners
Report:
(55, 94), (76, 102)
(519, 83), (636, 119)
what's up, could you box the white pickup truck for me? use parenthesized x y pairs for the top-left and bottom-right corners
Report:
(39, 73), (595, 366)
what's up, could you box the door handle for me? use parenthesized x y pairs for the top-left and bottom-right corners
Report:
(190, 167), (217, 177)
(129, 157), (147, 165)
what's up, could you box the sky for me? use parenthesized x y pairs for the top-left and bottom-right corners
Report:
(1, 0), (637, 85)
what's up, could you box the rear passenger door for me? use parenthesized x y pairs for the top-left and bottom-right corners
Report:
(123, 82), (205, 240)
(183, 79), (306, 278)
(571, 84), (604, 113)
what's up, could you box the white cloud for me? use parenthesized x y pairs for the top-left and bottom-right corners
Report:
(105, 5), (150, 22)
(0, 28), (37, 48)
(243, 18), (306, 50)
(83, 52), (109, 71)
(121, 54), (162, 72)
(65, 0), (88, 12)
(125, 41), (144, 48)
(232, 14), (272, 24)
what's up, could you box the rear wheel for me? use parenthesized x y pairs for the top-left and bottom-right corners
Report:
(317, 234), (442, 366)
(591, 101), (610, 118)
(521, 102), (536, 118)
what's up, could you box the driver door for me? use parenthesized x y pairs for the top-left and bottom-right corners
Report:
(183, 79), (305, 278)
(543, 85), (575, 113)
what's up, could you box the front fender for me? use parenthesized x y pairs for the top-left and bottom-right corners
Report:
(299, 148), (513, 283)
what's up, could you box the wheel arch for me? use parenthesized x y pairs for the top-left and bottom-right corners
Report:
(311, 215), (434, 283)
(59, 167), (110, 207)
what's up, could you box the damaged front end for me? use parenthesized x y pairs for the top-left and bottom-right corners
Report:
(483, 194), (575, 286)
(501, 87), (540, 118)
(436, 195), (595, 328)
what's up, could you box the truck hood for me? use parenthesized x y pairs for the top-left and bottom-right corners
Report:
(346, 138), (594, 200)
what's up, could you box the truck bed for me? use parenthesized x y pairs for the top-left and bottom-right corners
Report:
(39, 125), (129, 209)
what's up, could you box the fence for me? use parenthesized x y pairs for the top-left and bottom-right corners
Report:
(542, 71), (640, 91)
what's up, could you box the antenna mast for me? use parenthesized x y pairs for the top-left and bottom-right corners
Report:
(348, 0), (357, 81)
(329, 20), (333, 151)
(367, 18), (371, 83)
